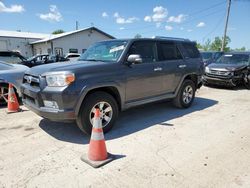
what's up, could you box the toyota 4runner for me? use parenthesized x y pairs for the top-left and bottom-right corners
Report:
(21, 37), (203, 134)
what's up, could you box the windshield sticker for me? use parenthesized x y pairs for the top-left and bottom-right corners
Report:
(110, 45), (125, 53)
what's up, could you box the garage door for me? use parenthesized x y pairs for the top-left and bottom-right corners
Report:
(0, 40), (8, 50)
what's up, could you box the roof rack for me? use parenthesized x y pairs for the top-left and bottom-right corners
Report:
(152, 36), (190, 42)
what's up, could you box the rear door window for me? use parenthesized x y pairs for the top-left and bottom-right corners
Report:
(182, 42), (200, 58)
(157, 42), (183, 61)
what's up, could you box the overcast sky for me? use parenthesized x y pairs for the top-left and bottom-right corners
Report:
(0, 0), (250, 49)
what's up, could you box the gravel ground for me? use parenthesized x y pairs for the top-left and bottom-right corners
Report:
(0, 86), (249, 188)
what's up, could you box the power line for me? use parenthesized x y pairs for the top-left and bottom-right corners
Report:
(202, 11), (226, 43)
(187, 0), (227, 17)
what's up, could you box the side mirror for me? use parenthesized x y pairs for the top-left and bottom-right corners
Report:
(126, 54), (142, 65)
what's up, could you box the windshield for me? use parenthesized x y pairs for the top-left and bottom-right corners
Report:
(215, 54), (250, 65)
(79, 40), (128, 62)
(201, 52), (213, 60)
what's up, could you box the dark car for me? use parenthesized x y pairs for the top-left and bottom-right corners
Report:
(0, 51), (27, 64)
(200, 51), (223, 66)
(23, 54), (69, 67)
(21, 37), (203, 134)
(202, 52), (250, 88)
(0, 61), (29, 105)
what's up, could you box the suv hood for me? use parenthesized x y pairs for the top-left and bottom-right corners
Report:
(207, 63), (247, 71)
(25, 60), (110, 76)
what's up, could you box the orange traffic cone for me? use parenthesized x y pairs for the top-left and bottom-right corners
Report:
(7, 83), (22, 113)
(81, 108), (114, 168)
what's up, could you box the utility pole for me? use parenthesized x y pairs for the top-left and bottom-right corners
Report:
(76, 21), (79, 30)
(221, 0), (231, 52)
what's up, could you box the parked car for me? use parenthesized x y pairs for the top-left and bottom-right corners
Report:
(0, 61), (29, 105)
(24, 54), (69, 67)
(202, 52), (250, 88)
(21, 37), (203, 134)
(200, 51), (223, 66)
(48, 55), (69, 63)
(0, 51), (27, 64)
(65, 53), (81, 61)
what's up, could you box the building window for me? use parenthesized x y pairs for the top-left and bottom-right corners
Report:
(69, 48), (78, 53)
(55, 47), (63, 55)
(47, 48), (52, 55)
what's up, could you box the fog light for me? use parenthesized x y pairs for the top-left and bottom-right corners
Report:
(44, 100), (59, 109)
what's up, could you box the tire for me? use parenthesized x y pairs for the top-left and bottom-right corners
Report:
(0, 83), (9, 106)
(173, 79), (196, 108)
(76, 91), (119, 135)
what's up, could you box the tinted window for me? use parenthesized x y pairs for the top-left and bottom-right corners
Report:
(128, 41), (156, 63)
(182, 42), (200, 58)
(158, 42), (182, 61)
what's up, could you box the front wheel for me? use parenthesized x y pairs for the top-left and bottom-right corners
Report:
(173, 79), (196, 108)
(76, 91), (119, 135)
(0, 84), (9, 105)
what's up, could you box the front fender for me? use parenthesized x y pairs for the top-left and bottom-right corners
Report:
(74, 82), (125, 116)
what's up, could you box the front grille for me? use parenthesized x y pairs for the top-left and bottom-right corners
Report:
(23, 74), (40, 87)
(206, 69), (232, 79)
(209, 70), (230, 76)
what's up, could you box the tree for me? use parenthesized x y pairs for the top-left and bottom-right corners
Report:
(52, 29), (65, 35)
(210, 36), (231, 52)
(196, 43), (203, 50)
(203, 39), (211, 51)
(134, 34), (142, 38)
(234, 47), (246, 51)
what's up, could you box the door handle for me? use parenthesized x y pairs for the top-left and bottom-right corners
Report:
(178, 65), (187, 68)
(154, 67), (163, 71)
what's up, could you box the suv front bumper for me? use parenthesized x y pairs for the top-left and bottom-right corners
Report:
(21, 84), (76, 121)
(202, 74), (242, 87)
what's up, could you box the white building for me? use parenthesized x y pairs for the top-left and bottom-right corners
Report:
(30, 27), (115, 56)
(0, 30), (49, 57)
(0, 27), (115, 58)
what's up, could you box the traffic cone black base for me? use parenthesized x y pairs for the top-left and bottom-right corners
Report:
(81, 152), (114, 168)
(6, 108), (23, 114)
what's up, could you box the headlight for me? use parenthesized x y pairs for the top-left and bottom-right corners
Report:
(45, 72), (75, 87)
(205, 67), (210, 73)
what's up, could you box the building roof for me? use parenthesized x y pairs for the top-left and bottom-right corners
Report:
(0, 30), (49, 39)
(30, 27), (115, 44)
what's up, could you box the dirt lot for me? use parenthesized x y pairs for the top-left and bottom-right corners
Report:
(0, 86), (250, 188)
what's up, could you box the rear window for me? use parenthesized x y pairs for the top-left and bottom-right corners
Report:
(182, 42), (200, 58)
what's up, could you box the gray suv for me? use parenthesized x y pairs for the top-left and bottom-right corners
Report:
(21, 37), (203, 134)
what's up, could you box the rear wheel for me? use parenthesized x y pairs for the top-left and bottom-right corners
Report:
(76, 91), (119, 135)
(173, 79), (196, 108)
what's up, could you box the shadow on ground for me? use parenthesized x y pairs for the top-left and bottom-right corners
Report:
(39, 97), (218, 145)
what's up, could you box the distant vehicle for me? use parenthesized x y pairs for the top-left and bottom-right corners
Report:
(65, 53), (80, 61)
(0, 61), (29, 105)
(200, 51), (223, 66)
(48, 55), (69, 63)
(203, 52), (250, 88)
(0, 51), (69, 68)
(22, 54), (50, 67)
(21, 37), (203, 134)
(0, 51), (27, 64)
(24, 54), (69, 67)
